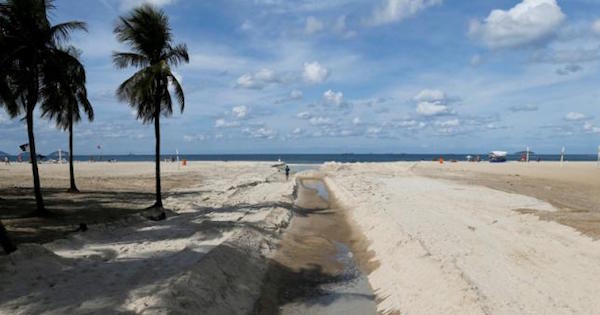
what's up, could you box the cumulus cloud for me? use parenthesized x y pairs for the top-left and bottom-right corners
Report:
(303, 61), (330, 84)
(369, 0), (442, 26)
(183, 134), (208, 142)
(215, 119), (240, 128)
(232, 105), (249, 119)
(296, 111), (312, 119)
(323, 89), (344, 106)
(305, 16), (324, 34)
(469, 0), (565, 49)
(413, 89), (452, 116)
(556, 64), (582, 75)
(309, 116), (333, 126)
(565, 112), (587, 121)
(352, 117), (361, 125)
(435, 119), (460, 127)
(417, 102), (449, 116)
(413, 89), (446, 102)
(292, 127), (304, 135)
(290, 90), (303, 100)
(242, 127), (277, 139)
(236, 68), (280, 89)
(509, 104), (539, 112)
(583, 122), (600, 134)
(366, 127), (382, 137)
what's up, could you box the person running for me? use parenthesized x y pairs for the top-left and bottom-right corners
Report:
(3, 156), (9, 165)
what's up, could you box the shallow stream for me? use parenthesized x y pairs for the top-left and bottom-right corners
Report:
(253, 177), (377, 315)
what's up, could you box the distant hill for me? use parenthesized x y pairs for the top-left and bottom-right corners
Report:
(0, 150), (10, 157)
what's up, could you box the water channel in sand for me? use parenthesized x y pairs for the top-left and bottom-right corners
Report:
(253, 176), (377, 315)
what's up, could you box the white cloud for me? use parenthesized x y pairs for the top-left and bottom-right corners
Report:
(469, 0), (565, 49)
(435, 119), (460, 127)
(369, 0), (442, 26)
(592, 19), (600, 35)
(413, 89), (452, 116)
(305, 16), (324, 34)
(231, 105), (249, 119)
(236, 68), (280, 89)
(297, 111), (312, 119)
(366, 127), (382, 136)
(583, 122), (600, 133)
(292, 127), (304, 135)
(232, 105), (249, 119)
(290, 90), (303, 100)
(565, 112), (587, 121)
(309, 116), (333, 126)
(413, 89), (446, 102)
(242, 127), (277, 139)
(119, 0), (176, 10)
(303, 61), (330, 84)
(215, 119), (240, 128)
(352, 117), (361, 125)
(323, 89), (344, 106)
(183, 134), (207, 142)
(416, 101), (450, 116)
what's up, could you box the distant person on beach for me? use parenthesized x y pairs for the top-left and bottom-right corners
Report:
(3, 156), (9, 165)
(285, 165), (290, 180)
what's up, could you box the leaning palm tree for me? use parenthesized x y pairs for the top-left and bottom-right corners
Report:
(0, 0), (87, 215)
(113, 5), (188, 211)
(41, 48), (93, 193)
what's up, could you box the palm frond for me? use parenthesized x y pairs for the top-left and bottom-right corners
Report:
(164, 43), (189, 66)
(169, 73), (184, 113)
(112, 52), (149, 69)
(50, 21), (87, 44)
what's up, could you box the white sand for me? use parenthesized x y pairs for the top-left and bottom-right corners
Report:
(0, 162), (293, 314)
(323, 162), (600, 315)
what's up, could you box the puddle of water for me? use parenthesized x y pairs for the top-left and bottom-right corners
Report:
(300, 179), (330, 202)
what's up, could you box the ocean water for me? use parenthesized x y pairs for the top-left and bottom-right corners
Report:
(13, 153), (597, 163)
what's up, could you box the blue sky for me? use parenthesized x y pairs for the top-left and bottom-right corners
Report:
(2, 0), (600, 154)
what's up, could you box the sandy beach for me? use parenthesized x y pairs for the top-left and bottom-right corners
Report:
(1, 161), (600, 314)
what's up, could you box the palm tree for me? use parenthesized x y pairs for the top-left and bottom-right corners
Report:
(113, 5), (188, 211)
(0, 0), (87, 215)
(41, 48), (93, 193)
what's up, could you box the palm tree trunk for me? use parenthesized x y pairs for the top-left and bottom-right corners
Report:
(0, 220), (16, 254)
(68, 116), (78, 193)
(26, 106), (47, 216)
(153, 110), (162, 208)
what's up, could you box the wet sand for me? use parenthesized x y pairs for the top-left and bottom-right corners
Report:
(253, 177), (377, 315)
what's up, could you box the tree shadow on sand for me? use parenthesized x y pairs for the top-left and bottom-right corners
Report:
(0, 199), (374, 314)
